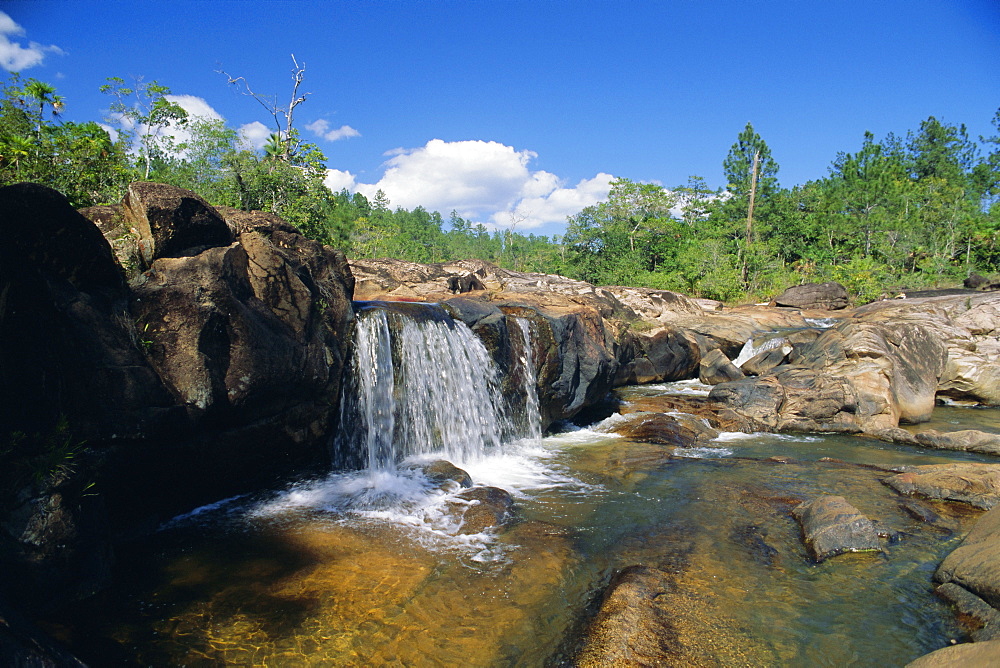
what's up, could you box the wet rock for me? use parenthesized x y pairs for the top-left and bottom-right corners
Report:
(0, 595), (87, 667)
(936, 504), (1000, 611)
(792, 495), (881, 562)
(773, 281), (850, 310)
(905, 639), (1000, 667)
(914, 430), (1000, 456)
(934, 582), (1000, 641)
(123, 182), (233, 268)
(404, 460), (473, 490)
(607, 412), (714, 447)
(699, 348), (744, 385)
(885, 464), (1000, 509)
(447, 486), (517, 534)
(900, 499), (958, 533)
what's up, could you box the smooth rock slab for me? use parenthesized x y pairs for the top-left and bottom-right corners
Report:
(792, 495), (881, 562)
(936, 504), (1000, 610)
(446, 486), (517, 535)
(885, 463), (1000, 509)
(914, 430), (1000, 456)
(906, 639), (1000, 667)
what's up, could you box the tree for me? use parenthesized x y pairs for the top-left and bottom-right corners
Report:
(100, 76), (188, 179)
(717, 122), (782, 289)
(219, 54), (319, 166)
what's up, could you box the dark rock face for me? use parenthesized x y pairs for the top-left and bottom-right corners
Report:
(773, 281), (850, 310)
(0, 182), (355, 621)
(614, 327), (701, 385)
(124, 182), (233, 267)
(792, 495), (881, 562)
(698, 348), (744, 385)
(965, 272), (990, 290)
(0, 595), (87, 667)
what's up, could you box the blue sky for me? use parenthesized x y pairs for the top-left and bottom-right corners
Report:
(2, 0), (998, 237)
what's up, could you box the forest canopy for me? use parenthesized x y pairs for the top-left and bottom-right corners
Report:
(2, 71), (998, 304)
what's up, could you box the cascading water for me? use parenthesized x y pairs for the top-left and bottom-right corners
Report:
(335, 302), (538, 472)
(514, 317), (542, 444)
(732, 335), (790, 367)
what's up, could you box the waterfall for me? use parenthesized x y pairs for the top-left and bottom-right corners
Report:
(514, 317), (542, 444)
(335, 303), (539, 472)
(732, 335), (789, 368)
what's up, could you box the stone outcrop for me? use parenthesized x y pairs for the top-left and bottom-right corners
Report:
(698, 348), (744, 385)
(123, 182), (234, 268)
(773, 281), (850, 310)
(0, 183), (355, 626)
(913, 430), (1000, 456)
(709, 320), (948, 434)
(852, 293), (1000, 406)
(906, 640), (1000, 667)
(792, 495), (881, 562)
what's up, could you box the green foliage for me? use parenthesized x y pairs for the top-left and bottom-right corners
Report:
(0, 73), (132, 205)
(1, 417), (88, 493)
(5, 69), (1000, 306)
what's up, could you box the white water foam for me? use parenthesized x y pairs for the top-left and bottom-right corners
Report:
(640, 379), (714, 396)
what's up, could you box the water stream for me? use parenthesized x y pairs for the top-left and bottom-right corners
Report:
(46, 306), (1000, 666)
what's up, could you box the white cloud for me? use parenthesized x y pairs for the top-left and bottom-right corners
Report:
(0, 11), (64, 71)
(492, 173), (616, 231)
(165, 94), (223, 121)
(239, 121), (271, 150)
(353, 139), (613, 233)
(306, 119), (360, 142)
(324, 168), (357, 192)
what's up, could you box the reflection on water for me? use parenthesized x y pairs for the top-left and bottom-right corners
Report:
(49, 384), (1000, 667)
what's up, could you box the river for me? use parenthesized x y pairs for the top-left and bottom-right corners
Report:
(46, 379), (997, 666)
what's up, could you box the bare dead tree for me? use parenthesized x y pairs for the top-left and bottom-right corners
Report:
(218, 54), (309, 162)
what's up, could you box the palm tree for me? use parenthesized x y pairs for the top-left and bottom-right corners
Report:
(22, 80), (63, 135)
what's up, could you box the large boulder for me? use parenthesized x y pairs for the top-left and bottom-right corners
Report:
(773, 281), (850, 310)
(936, 504), (1000, 609)
(906, 640), (1000, 667)
(698, 348), (744, 385)
(123, 182), (233, 268)
(852, 293), (1000, 406)
(614, 326), (701, 385)
(710, 320), (947, 434)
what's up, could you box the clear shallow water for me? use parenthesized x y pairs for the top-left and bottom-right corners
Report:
(48, 386), (1000, 667)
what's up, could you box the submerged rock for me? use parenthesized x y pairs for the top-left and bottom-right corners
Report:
(885, 464), (1000, 509)
(792, 495), (881, 562)
(574, 565), (682, 667)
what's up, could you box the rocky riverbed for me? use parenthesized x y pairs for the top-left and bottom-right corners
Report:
(3, 181), (1000, 665)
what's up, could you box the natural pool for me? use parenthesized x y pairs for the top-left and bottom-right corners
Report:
(47, 383), (996, 666)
